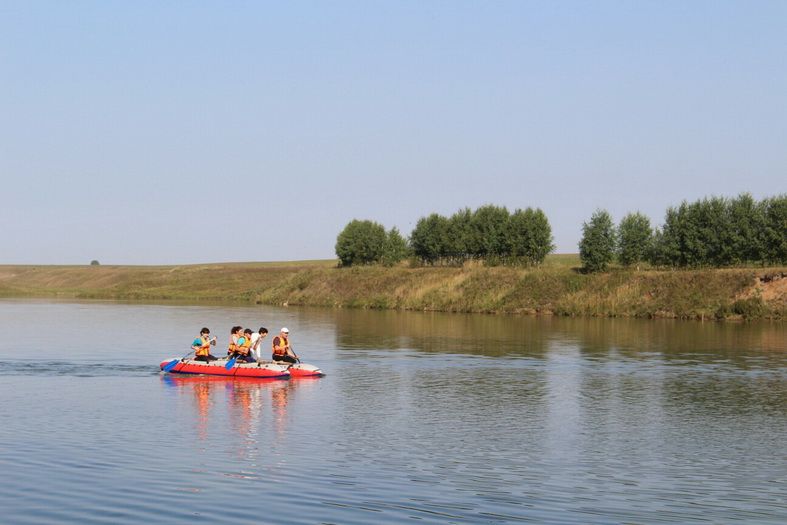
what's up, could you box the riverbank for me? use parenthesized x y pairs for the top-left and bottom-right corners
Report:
(1, 257), (785, 320)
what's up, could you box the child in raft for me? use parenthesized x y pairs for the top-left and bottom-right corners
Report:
(192, 327), (218, 362)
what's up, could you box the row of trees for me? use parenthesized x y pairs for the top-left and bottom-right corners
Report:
(579, 194), (787, 271)
(410, 206), (554, 265)
(335, 205), (555, 267)
(336, 193), (786, 271)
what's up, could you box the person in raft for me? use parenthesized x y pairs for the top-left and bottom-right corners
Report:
(192, 327), (218, 362)
(237, 328), (255, 363)
(227, 325), (242, 358)
(250, 326), (269, 362)
(272, 327), (299, 364)
(227, 326), (255, 363)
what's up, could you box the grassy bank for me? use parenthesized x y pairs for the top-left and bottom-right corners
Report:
(1, 256), (785, 320)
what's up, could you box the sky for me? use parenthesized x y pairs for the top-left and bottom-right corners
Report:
(1, 1), (785, 265)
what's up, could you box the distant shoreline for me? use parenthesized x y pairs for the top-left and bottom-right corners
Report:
(0, 256), (784, 321)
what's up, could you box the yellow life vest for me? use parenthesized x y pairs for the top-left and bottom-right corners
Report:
(228, 335), (239, 355)
(237, 336), (252, 356)
(272, 335), (289, 356)
(195, 336), (211, 357)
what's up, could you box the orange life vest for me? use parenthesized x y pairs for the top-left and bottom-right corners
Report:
(272, 335), (289, 356)
(237, 336), (252, 356)
(228, 335), (239, 355)
(195, 336), (211, 357)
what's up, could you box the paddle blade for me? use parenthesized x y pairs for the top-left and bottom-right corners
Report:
(162, 359), (179, 372)
(225, 357), (237, 370)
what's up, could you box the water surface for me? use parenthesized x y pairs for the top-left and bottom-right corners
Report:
(1, 300), (785, 523)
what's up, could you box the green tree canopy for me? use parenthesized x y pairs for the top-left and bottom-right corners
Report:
(410, 213), (449, 265)
(335, 219), (387, 266)
(508, 207), (554, 265)
(381, 227), (410, 267)
(579, 209), (616, 272)
(469, 205), (510, 259)
(761, 195), (787, 264)
(617, 212), (652, 267)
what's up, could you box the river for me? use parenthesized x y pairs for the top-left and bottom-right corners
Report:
(0, 299), (785, 524)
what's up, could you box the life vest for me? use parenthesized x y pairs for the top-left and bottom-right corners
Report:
(228, 335), (239, 355)
(195, 336), (211, 357)
(237, 336), (252, 356)
(272, 335), (289, 356)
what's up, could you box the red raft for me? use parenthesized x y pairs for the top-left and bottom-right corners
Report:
(159, 357), (323, 379)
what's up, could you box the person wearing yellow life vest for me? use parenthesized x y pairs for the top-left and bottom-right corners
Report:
(271, 327), (298, 364)
(192, 327), (218, 362)
(235, 328), (255, 363)
(227, 326), (243, 358)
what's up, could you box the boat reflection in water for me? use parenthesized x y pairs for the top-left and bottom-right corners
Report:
(160, 374), (319, 464)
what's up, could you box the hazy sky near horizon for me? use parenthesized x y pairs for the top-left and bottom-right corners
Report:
(2, 1), (785, 265)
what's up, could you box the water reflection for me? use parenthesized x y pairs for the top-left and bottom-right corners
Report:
(332, 308), (787, 367)
(160, 376), (301, 461)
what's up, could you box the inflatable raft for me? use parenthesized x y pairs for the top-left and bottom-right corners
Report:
(159, 357), (323, 378)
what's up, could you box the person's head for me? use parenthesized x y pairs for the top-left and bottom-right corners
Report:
(231, 326), (242, 335)
(200, 327), (210, 336)
(243, 328), (253, 336)
(259, 327), (268, 336)
(280, 327), (289, 336)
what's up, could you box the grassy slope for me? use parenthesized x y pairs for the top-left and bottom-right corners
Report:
(0, 256), (785, 320)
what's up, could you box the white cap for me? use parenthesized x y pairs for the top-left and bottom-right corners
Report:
(281, 327), (289, 333)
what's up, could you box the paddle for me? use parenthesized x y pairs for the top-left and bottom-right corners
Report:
(163, 350), (194, 372)
(225, 356), (237, 370)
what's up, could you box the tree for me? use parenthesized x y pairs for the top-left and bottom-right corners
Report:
(617, 212), (652, 267)
(469, 205), (510, 259)
(410, 213), (449, 265)
(579, 209), (616, 272)
(381, 227), (409, 267)
(90, 260), (100, 266)
(728, 193), (765, 264)
(335, 220), (387, 266)
(508, 207), (554, 265)
(761, 195), (787, 264)
(444, 208), (473, 264)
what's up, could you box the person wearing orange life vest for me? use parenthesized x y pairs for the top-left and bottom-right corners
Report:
(271, 327), (298, 364)
(235, 328), (255, 363)
(192, 327), (218, 362)
(227, 325), (243, 358)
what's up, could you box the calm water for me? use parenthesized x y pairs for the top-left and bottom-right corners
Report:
(1, 300), (786, 524)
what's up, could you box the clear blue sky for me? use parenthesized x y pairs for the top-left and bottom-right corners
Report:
(2, 1), (785, 264)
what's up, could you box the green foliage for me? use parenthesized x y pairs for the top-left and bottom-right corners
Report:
(444, 208), (473, 264)
(381, 227), (409, 267)
(579, 209), (616, 272)
(90, 260), (100, 266)
(761, 195), (787, 264)
(508, 208), (555, 265)
(728, 193), (765, 264)
(411, 214), (449, 265)
(648, 194), (784, 267)
(617, 212), (652, 267)
(409, 205), (555, 266)
(731, 297), (766, 320)
(335, 220), (387, 267)
(470, 205), (510, 258)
